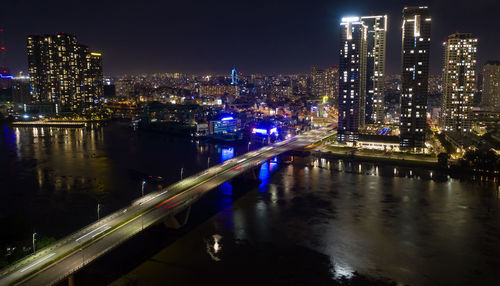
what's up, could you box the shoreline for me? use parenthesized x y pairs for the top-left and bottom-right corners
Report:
(287, 148), (500, 179)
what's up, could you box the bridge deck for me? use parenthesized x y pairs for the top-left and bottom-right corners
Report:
(0, 129), (334, 286)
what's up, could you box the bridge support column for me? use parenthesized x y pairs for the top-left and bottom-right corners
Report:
(68, 274), (75, 286)
(229, 164), (262, 192)
(244, 164), (261, 182)
(163, 206), (191, 229)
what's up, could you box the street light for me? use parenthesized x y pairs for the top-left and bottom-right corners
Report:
(32, 232), (37, 254)
(248, 142), (251, 152)
(141, 180), (146, 197)
(207, 157), (210, 168)
(180, 167), (184, 180)
(97, 203), (101, 221)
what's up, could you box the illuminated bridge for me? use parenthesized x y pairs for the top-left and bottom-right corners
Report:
(0, 128), (334, 286)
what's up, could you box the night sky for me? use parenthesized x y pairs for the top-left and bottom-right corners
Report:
(1, 0), (498, 76)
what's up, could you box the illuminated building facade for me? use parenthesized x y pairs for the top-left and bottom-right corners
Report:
(208, 115), (242, 141)
(361, 15), (387, 124)
(399, 6), (431, 149)
(209, 116), (240, 134)
(81, 47), (103, 106)
(251, 123), (279, 144)
(115, 77), (135, 100)
(481, 61), (500, 109)
(311, 66), (326, 98)
(338, 17), (367, 142)
(310, 66), (338, 103)
(199, 84), (238, 97)
(441, 33), (477, 133)
(27, 33), (103, 113)
(325, 66), (339, 104)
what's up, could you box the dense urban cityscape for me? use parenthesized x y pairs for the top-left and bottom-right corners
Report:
(1, 1), (500, 285)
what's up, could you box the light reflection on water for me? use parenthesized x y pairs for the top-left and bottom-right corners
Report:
(258, 159), (278, 193)
(0, 122), (249, 240)
(235, 155), (500, 285)
(2, 123), (500, 285)
(220, 147), (234, 162)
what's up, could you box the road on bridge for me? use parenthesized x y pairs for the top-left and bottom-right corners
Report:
(0, 128), (334, 286)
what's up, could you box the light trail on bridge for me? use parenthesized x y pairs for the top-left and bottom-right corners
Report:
(0, 128), (334, 286)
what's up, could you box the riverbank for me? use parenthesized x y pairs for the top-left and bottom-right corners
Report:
(306, 145), (438, 168)
(10, 121), (87, 127)
(301, 145), (500, 180)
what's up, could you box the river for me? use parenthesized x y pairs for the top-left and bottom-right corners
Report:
(1, 122), (499, 285)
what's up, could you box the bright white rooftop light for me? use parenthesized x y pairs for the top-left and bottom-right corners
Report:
(341, 16), (360, 23)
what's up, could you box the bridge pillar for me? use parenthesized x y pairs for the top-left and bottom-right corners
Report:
(163, 206), (191, 229)
(230, 164), (262, 188)
(68, 274), (75, 286)
(246, 165), (259, 181)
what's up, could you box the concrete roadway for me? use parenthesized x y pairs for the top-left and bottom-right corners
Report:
(0, 128), (333, 286)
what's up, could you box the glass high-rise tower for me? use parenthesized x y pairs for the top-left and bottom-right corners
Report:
(338, 17), (367, 142)
(361, 15), (387, 124)
(399, 6), (431, 149)
(441, 33), (477, 133)
(27, 33), (103, 113)
(481, 61), (500, 109)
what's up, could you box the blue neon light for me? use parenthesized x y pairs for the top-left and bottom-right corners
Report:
(0, 74), (13, 79)
(253, 127), (278, 136)
(221, 116), (234, 121)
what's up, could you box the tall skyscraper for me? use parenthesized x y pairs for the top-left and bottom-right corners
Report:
(231, 67), (238, 85)
(82, 49), (103, 105)
(338, 17), (367, 142)
(441, 33), (477, 133)
(27, 33), (103, 113)
(361, 15), (387, 124)
(310, 66), (338, 106)
(399, 6), (431, 149)
(325, 66), (339, 104)
(310, 66), (326, 98)
(481, 61), (500, 109)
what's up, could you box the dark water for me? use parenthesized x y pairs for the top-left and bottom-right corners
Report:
(2, 122), (500, 285)
(246, 159), (500, 285)
(0, 122), (243, 240)
(102, 156), (500, 286)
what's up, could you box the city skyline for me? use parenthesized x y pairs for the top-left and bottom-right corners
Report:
(2, 1), (500, 285)
(1, 0), (498, 75)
